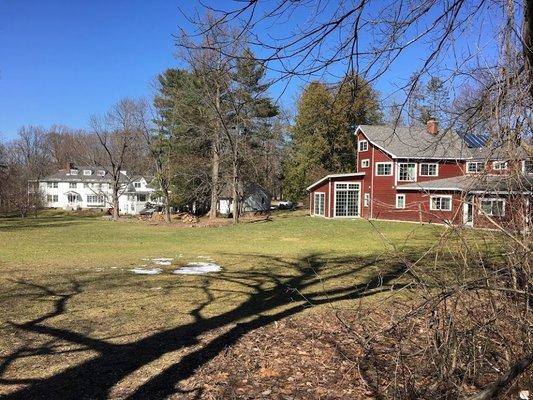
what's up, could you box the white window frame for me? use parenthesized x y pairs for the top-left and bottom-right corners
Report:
(419, 163), (439, 177)
(358, 140), (368, 152)
(466, 161), (484, 173)
(522, 160), (533, 174)
(83, 169), (92, 176)
(396, 194), (406, 209)
(47, 194), (58, 203)
(69, 182), (77, 189)
(479, 198), (506, 217)
(70, 169), (78, 175)
(47, 182), (58, 188)
(334, 181), (361, 218)
(430, 195), (453, 211)
(397, 162), (417, 182)
(313, 192), (325, 216)
(492, 160), (508, 170)
(361, 159), (370, 168)
(375, 162), (393, 176)
(134, 182), (142, 188)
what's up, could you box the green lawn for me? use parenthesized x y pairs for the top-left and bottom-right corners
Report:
(0, 211), (486, 398)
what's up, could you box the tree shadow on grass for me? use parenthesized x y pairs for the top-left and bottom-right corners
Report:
(0, 251), (415, 399)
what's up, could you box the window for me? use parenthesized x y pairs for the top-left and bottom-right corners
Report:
(313, 192), (325, 216)
(361, 159), (370, 168)
(47, 182), (58, 188)
(70, 169), (78, 175)
(47, 195), (58, 203)
(419, 163), (438, 177)
(83, 169), (92, 176)
(492, 161), (508, 170)
(87, 195), (105, 204)
(134, 182), (141, 188)
(480, 199), (505, 216)
(97, 170), (105, 176)
(358, 140), (368, 152)
(137, 194), (147, 202)
(398, 163), (416, 181)
(364, 193), (370, 207)
(523, 160), (533, 174)
(467, 162), (484, 173)
(396, 194), (405, 209)
(430, 196), (452, 211)
(375, 162), (393, 176)
(69, 182), (77, 189)
(335, 182), (360, 217)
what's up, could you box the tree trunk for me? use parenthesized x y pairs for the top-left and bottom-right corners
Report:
(524, 0), (533, 99)
(232, 156), (239, 224)
(112, 184), (119, 221)
(163, 188), (171, 223)
(209, 85), (222, 220)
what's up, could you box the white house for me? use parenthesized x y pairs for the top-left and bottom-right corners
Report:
(35, 164), (161, 215)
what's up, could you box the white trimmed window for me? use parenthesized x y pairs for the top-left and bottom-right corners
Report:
(398, 163), (416, 181)
(47, 182), (58, 188)
(87, 194), (105, 204)
(134, 182), (141, 188)
(83, 169), (92, 176)
(375, 162), (393, 176)
(313, 192), (325, 216)
(358, 140), (368, 152)
(69, 182), (77, 189)
(430, 195), (452, 211)
(492, 161), (508, 170)
(361, 159), (370, 168)
(364, 193), (370, 207)
(47, 195), (58, 203)
(97, 170), (105, 176)
(480, 199), (505, 216)
(467, 162), (484, 173)
(522, 160), (532, 174)
(419, 163), (438, 177)
(70, 169), (78, 175)
(396, 194), (405, 209)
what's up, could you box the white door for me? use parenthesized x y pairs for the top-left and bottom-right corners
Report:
(463, 197), (474, 227)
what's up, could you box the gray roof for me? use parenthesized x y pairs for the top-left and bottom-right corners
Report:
(40, 167), (129, 183)
(357, 125), (531, 160)
(397, 174), (533, 193)
(219, 182), (271, 199)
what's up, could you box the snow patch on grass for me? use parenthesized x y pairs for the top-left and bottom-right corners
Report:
(130, 267), (163, 275)
(173, 262), (221, 275)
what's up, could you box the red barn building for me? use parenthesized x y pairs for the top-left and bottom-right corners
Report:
(307, 121), (532, 229)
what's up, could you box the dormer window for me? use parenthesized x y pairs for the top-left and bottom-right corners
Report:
(83, 170), (92, 176)
(97, 170), (105, 177)
(134, 182), (141, 188)
(358, 140), (368, 152)
(70, 169), (78, 175)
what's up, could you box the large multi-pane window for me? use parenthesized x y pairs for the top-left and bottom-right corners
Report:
(69, 182), (77, 189)
(335, 183), (360, 217)
(398, 163), (416, 181)
(87, 195), (105, 204)
(47, 182), (58, 188)
(492, 161), (508, 170)
(47, 195), (58, 203)
(430, 196), (452, 211)
(419, 163), (438, 176)
(375, 162), (392, 176)
(480, 199), (505, 216)
(313, 192), (325, 216)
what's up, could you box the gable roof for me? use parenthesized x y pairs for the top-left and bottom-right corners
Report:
(357, 125), (472, 160)
(306, 173), (365, 191)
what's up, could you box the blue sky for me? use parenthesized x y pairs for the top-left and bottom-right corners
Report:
(0, 1), (499, 141)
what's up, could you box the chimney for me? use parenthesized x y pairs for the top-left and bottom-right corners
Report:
(426, 119), (438, 135)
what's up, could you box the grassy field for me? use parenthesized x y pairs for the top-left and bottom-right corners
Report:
(0, 211), (485, 398)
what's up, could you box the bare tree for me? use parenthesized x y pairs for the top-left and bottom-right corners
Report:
(89, 99), (142, 221)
